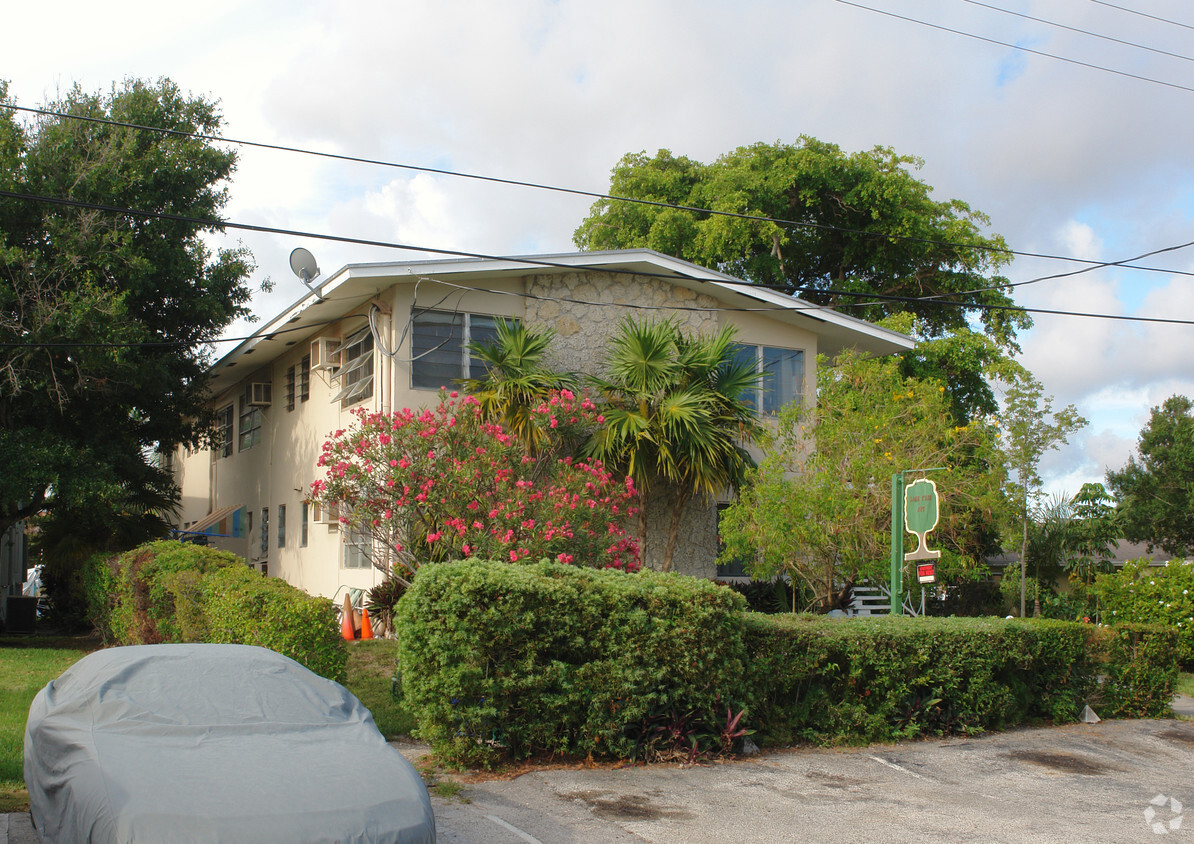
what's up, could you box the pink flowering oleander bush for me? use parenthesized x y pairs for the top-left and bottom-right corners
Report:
(311, 390), (639, 579)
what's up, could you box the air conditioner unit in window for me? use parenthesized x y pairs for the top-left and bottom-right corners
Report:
(310, 337), (341, 372)
(249, 382), (272, 406)
(313, 502), (340, 526)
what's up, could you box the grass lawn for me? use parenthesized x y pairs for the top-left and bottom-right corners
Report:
(0, 635), (102, 812)
(346, 638), (417, 739)
(0, 633), (414, 813)
(1178, 672), (1194, 699)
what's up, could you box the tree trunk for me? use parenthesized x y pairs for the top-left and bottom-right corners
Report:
(661, 488), (691, 573)
(636, 489), (649, 568)
(1020, 512), (1028, 618)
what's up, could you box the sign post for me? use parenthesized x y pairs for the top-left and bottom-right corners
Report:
(890, 473), (904, 616)
(891, 469), (945, 615)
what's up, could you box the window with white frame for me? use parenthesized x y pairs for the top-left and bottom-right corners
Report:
(411, 310), (501, 389)
(214, 405), (234, 458)
(332, 329), (374, 406)
(239, 387), (262, 451)
(343, 523), (371, 569)
(277, 504), (286, 549)
(732, 343), (804, 415)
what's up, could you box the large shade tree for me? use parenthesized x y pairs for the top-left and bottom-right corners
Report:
(574, 138), (1029, 423)
(583, 316), (762, 572)
(1107, 395), (1194, 557)
(0, 79), (254, 542)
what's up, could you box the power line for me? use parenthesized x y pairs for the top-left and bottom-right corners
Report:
(960, 0), (1194, 65)
(1087, 0), (1194, 33)
(4, 101), (1194, 280)
(1, 190), (1192, 345)
(835, 0), (1194, 95)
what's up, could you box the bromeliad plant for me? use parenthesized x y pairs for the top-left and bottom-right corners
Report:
(310, 390), (639, 582)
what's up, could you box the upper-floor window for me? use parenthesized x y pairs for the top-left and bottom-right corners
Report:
(298, 355), (311, 403)
(285, 364), (297, 411)
(215, 405), (234, 458)
(333, 329), (374, 406)
(284, 354), (311, 411)
(411, 311), (501, 389)
(239, 387), (262, 451)
(732, 344), (804, 415)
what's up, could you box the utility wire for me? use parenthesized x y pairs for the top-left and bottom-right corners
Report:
(835, 0), (1194, 95)
(1087, 0), (1194, 33)
(1, 190), (1193, 348)
(4, 100), (1194, 280)
(926, 234), (1194, 299)
(960, 0), (1194, 64)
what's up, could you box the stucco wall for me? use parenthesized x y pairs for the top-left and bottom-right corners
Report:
(175, 266), (822, 595)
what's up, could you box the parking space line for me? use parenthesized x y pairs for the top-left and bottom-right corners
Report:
(869, 755), (925, 779)
(485, 813), (545, 843)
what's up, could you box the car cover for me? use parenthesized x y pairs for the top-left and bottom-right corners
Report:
(25, 643), (435, 843)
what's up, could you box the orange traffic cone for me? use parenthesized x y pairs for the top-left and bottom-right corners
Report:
(341, 594), (355, 641)
(360, 607), (374, 640)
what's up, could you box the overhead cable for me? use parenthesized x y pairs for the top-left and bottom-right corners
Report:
(3, 100), (1194, 280)
(959, 0), (1194, 65)
(835, 0), (1194, 95)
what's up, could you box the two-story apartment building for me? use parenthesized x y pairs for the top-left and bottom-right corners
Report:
(172, 249), (913, 600)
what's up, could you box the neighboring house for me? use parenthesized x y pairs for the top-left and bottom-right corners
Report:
(172, 249), (913, 600)
(1, 519), (30, 626)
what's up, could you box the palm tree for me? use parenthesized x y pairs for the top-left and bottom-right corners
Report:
(460, 319), (577, 456)
(585, 316), (763, 571)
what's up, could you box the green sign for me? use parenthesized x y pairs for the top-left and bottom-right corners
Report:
(904, 478), (941, 561)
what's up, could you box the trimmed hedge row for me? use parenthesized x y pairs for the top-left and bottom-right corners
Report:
(396, 559), (1179, 766)
(743, 614), (1177, 746)
(396, 558), (748, 768)
(85, 541), (347, 683)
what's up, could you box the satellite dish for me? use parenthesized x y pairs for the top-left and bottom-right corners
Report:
(289, 247), (321, 291)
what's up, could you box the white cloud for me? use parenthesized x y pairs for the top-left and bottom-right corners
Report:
(10, 0), (1194, 514)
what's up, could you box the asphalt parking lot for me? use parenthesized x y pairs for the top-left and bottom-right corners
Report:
(6, 709), (1194, 843)
(426, 715), (1194, 844)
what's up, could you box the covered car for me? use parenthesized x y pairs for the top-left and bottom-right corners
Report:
(24, 643), (435, 843)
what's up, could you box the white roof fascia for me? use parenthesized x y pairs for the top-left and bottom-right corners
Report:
(207, 249), (914, 391)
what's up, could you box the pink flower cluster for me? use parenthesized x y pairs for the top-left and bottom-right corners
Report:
(312, 391), (640, 575)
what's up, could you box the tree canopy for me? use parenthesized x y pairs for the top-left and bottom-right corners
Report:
(574, 138), (1028, 350)
(718, 350), (1007, 612)
(1107, 395), (1194, 557)
(583, 316), (762, 571)
(0, 79), (254, 539)
(997, 371), (1087, 616)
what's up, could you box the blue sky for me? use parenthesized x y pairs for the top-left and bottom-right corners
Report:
(7, 0), (1194, 504)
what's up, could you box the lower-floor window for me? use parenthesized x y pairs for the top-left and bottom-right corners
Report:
(343, 524), (371, 569)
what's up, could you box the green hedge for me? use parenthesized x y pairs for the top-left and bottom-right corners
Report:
(397, 561), (1179, 766)
(396, 558), (748, 768)
(85, 541), (347, 683)
(742, 615), (1176, 745)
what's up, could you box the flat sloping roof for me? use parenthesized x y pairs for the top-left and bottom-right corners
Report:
(206, 249), (915, 396)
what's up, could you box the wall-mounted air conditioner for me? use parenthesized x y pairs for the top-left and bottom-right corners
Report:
(310, 337), (341, 372)
(249, 382), (272, 406)
(313, 502), (340, 526)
